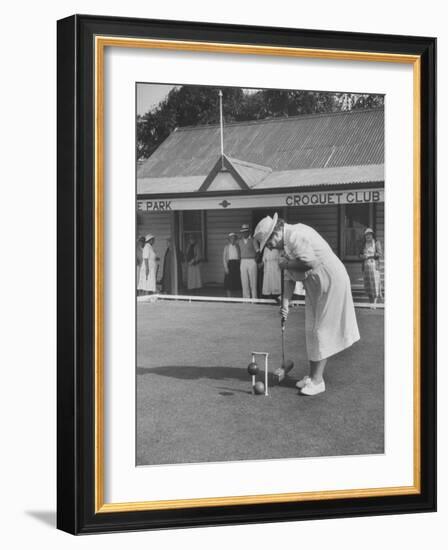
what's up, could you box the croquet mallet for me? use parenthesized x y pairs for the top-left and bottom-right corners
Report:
(274, 257), (294, 383)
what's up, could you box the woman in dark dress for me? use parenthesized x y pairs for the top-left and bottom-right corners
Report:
(161, 237), (183, 294)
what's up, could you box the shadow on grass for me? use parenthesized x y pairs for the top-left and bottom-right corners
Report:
(137, 365), (250, 381)
(137, 365), (300, 389)
(216, 385), (252, 395)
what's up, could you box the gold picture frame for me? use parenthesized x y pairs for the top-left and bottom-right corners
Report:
(57, 14), (436, 534)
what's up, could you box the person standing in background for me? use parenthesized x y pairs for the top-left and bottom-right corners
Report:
(223, 232), (241, 297)
(161, 237), (173, 294)
(161, 237), (183, 294)
(137, 234), (159, 295)
(185, 234), (202, 291)
(136, 236), (145, 287)
(261, 246), (281, 297)
(238, 223), (259, 299)
(359, 227), (383, 309)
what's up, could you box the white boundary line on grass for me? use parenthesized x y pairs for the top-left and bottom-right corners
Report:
(137, 293), (384, 309)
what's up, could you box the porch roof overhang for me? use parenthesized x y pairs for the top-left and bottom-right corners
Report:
(137, 163), (384, 197)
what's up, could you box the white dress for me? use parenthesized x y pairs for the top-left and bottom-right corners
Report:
(186, 242), (202, 290)
(284, 223), (360, 361)
(138, 243), (157, 292)
(262, 247), (281, 295)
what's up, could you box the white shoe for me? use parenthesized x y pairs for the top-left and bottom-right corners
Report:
(295, 376), (311, 389)
(300, 378), (326, 396)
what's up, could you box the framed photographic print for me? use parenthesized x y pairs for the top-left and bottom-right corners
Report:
(57, 14), (436, 534)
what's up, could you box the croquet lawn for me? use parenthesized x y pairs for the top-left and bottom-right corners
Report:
(136, 301), (384, 465)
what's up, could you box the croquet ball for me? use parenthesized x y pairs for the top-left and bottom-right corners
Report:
(247, 362), (259, 375)
(253, 381), (265, 395)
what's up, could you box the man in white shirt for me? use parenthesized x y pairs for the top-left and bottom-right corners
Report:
(238, 223), (259, 299)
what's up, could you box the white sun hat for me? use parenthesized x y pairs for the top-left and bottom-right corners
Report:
(145, 233), (155, 242)
(253, 213), (279, 251)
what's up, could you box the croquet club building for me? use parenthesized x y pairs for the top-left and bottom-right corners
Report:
(137, 107), (384, 298)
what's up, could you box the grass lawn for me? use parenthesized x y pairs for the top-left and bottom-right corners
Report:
(136, 301), (384, 466)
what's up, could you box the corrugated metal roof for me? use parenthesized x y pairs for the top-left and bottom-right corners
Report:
(138, 108), (384, 178)
(137, 109), (384, 194)
(257, 164), (384, 189)
(138, 175), (204, 194)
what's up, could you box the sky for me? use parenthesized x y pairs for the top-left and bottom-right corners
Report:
(137, 84), (178, 115)
(136, 84), (260, 116)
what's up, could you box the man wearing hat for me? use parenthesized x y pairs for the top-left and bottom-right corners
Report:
(254, 214), (360, 396)
(137, 233), (159, 295)
(222, 232), (241, 297)
(238, 223), (259, 299)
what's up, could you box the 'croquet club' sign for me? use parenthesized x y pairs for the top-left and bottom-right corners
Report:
(137, 188), (384, 211)
(285, 189), (381, 206)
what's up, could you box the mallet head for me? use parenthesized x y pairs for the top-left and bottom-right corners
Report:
(275, 360), (294, 383)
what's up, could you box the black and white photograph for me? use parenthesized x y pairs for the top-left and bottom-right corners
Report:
(136, 83), (385, 466)
(0, 0), (441, 543)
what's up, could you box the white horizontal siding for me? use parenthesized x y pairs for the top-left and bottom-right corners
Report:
(286, 205), (339, 251)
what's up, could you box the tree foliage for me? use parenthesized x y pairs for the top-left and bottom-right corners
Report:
(137, 86), (384, 160)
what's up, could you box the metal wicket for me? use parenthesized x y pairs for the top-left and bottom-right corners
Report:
(251, 351), (269, 396)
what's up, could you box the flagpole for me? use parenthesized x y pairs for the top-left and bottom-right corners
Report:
(219, 90), (224, 169)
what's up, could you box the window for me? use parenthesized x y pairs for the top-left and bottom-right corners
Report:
(179, 211), (207, 261)
(341, 203), (374, 259)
